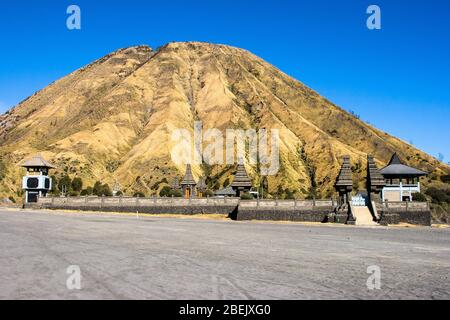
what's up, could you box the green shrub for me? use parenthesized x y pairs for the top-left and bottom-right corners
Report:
(8, 196), (16, 203)
(133, 192), (145, 198)
(441, 175), (450, 184)
(284, 189), (295, 199)
(159, 186), (172, 197)
(80, 186), (94, 196)
(240, 193), (253, 200)
(115, 191), (123, 196)
(425, 187), (450, 204)
(169, 189), (183, 197)
(203, 190), (214, 197)
(412, 192), (427, 202)
(68, 191), (79, 197)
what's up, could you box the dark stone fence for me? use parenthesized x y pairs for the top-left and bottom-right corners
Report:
(376, 201), (431, 226)
(237, 199), (336, 223)
(36, 196), (239, 215)
(34, 196), (431, 225)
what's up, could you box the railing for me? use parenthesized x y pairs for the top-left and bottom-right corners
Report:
(380, 201), (430, 211)
(38, 196), (240, 207)
(38, 196), (336, 209)
(239, 199), (335, 208)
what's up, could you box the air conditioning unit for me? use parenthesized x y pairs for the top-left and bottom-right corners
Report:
(22, 176), (52, 191)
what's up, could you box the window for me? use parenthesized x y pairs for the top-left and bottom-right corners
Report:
(27, 178), (39, 189)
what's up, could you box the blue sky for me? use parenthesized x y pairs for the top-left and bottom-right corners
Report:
(0, 0), (449, 162)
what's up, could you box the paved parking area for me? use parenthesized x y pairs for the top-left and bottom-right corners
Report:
(0, 208), (449, 299)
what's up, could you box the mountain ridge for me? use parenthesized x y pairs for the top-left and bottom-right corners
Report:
(0, 41), (448, 199)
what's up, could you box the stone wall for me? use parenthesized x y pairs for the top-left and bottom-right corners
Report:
(36, 196), (239, 215)
(236, 208), (335, 223)
(377, 201), (431, 226)
(34, 196), (432, 226)
(237, 199), (337, 222)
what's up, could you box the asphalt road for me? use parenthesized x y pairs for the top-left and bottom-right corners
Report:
(0, 208), (449, 300)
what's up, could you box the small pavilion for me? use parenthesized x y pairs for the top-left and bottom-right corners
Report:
(379, 153), (427, 202)
(214, 186), (236, 197)
(180, 164), (197, 198)
(20, 154), (56, 203)
(231, 164), (252, 197)
(196, 177), (207, 197)
(334, 155), (353, 207)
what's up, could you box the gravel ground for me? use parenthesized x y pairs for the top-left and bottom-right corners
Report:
(0, 208), (449, 300)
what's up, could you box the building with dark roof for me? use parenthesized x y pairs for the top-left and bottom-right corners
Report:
(379, 153), (428, 202)
(214, 186), (236, 197)
(197, 177), (207, 197)
(20, 154), (56, 203)
(231, 164), (252, 197)
(180, 164), (197, 198)
(334, 155), (353, 207)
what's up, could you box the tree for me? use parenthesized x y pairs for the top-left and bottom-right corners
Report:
(159, 186), (172, 197)
(50, 175), (58, 193)
(71, 177), (83, 192)
(93, 181), (103, 196)
(0, 158), (7, 181)
(101, 184), (112, 197)
(58, 175), (72, 193)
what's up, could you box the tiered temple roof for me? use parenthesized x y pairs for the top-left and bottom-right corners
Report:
(171, 177), (180, 190)
(181, 164), (197, 186)
(367, 155), (385, 187)
(334, 155), (353, 188)
(231, 164), (252, 188)
(214, 186), (236, 197)
(380, 153), (427, 177)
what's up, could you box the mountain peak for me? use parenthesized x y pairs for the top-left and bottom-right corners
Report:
(0, 42), (448, 199)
